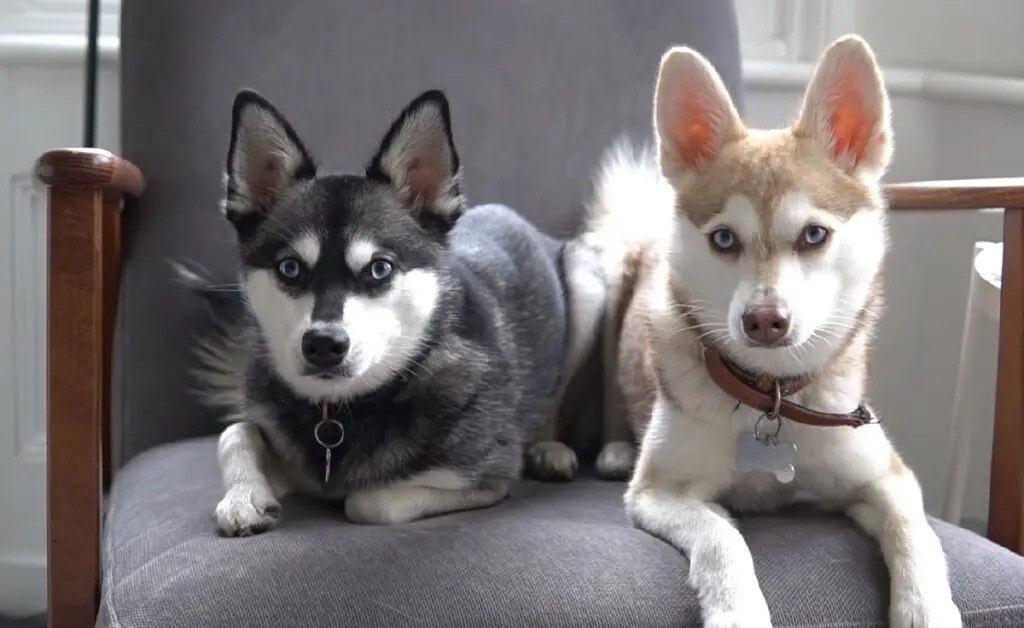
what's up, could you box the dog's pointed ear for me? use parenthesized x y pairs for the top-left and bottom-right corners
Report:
(793, 35), (892, 179)
(654, 46), (746, 181)
(366, 90), (464, 227)
(223, 89), (316, 225)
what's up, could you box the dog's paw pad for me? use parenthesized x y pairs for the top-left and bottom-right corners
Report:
(525, 441), (578, 481)
(215, 486), (281, 537)
(595, 441), (635, 480)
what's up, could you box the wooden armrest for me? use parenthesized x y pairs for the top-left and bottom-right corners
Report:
(34, 147), (141, 628)
(887, 177), (1024, 555)
(34, 147), (145, 198)
(885, 178), (1024, 210)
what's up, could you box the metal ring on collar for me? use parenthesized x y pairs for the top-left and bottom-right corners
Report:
(314, 418), (345, 449)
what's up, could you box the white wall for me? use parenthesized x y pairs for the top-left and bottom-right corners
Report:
(854, 0), (1024, 79)
(0, 0), (1020, 615)
(738, 0), (1024, 79)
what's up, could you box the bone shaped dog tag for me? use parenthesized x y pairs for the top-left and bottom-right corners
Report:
(736, 430), (797, 483)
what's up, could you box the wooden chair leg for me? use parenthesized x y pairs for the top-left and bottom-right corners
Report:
(47, 187), (111, 628)
(987, 206), (1024, 553)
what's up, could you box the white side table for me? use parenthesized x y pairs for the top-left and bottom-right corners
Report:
(943, 241), (1003, 524)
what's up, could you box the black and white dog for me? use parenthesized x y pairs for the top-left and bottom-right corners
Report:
(180, 89), (605, 535)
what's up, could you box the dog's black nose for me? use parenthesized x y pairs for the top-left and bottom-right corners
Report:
(301, 329), (350, 369)
(741, 305), (792, 346)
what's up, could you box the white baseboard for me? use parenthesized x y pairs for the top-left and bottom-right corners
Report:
(0, 556), (46, 615)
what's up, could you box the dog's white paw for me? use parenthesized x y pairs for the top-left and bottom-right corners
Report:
(702, 590), (773, 628)
(595, 440), (635, 480)
(525, 441), (578, 481)
(215, 484), (281, 537)
(704, 604), (773, 628)
(890, 595), (962, 628)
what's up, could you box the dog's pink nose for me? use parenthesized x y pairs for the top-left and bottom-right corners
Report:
(741, 305), (792, 346)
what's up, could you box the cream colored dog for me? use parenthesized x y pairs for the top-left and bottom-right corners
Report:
(582, 35), (961, 627)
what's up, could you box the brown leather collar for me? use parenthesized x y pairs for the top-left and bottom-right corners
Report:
(702, 346), (879, 428)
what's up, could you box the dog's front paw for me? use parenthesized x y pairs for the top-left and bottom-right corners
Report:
(890, 595), (962, 628)
(525, 441), (578, 481)
(215, 485), (281, 537)
(704, 607), (773, 628)
(595, 440), (635, 480)
(703, 591), (773, 628)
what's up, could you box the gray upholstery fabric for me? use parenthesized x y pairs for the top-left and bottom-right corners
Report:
(101, 438), (1024, 627)
(115, 0), (744, 468)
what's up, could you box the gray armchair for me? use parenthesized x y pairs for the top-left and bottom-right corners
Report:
(34, 1), (1024, 626)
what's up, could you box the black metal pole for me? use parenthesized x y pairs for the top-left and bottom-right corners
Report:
(83, 0), (100, 147)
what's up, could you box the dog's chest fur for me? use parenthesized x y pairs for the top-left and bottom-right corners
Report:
(247, 352), (478, 496)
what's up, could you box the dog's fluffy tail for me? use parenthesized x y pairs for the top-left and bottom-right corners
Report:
(581, 139), (672, 361)
(559, 139), (674, 457)
(172, 262), (249, 413)
(580, 137), (674, 292)
(552, 139), (674, 449)
(561, 139), (672, 382)
(581, 138), (674, 373)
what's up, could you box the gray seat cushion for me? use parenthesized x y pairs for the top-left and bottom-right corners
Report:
(100, 438), (1024, 627)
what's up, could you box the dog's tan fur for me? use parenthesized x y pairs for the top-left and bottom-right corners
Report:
(583, 35), (961, 627)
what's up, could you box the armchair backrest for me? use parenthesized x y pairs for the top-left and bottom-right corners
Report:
(114, 0), (744, 467)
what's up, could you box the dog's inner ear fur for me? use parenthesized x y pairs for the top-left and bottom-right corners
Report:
(369, 93), (463, 222)
(225, 96), (315, 220)
(654, 47), (746, 178)
(793, 35), (892, 177)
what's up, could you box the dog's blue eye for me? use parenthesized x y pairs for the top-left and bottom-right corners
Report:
(800, 225), (830, 248)
(709, 228), (738, 252)
(368, 259), (394, 282)
(277, 258), (303, 280)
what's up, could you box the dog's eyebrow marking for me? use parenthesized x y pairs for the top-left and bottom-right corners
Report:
(291, 232), (321, 267)
(346, 238), (378, 273)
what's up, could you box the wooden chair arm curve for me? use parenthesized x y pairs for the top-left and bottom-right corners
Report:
(34, 147), (145, 199)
